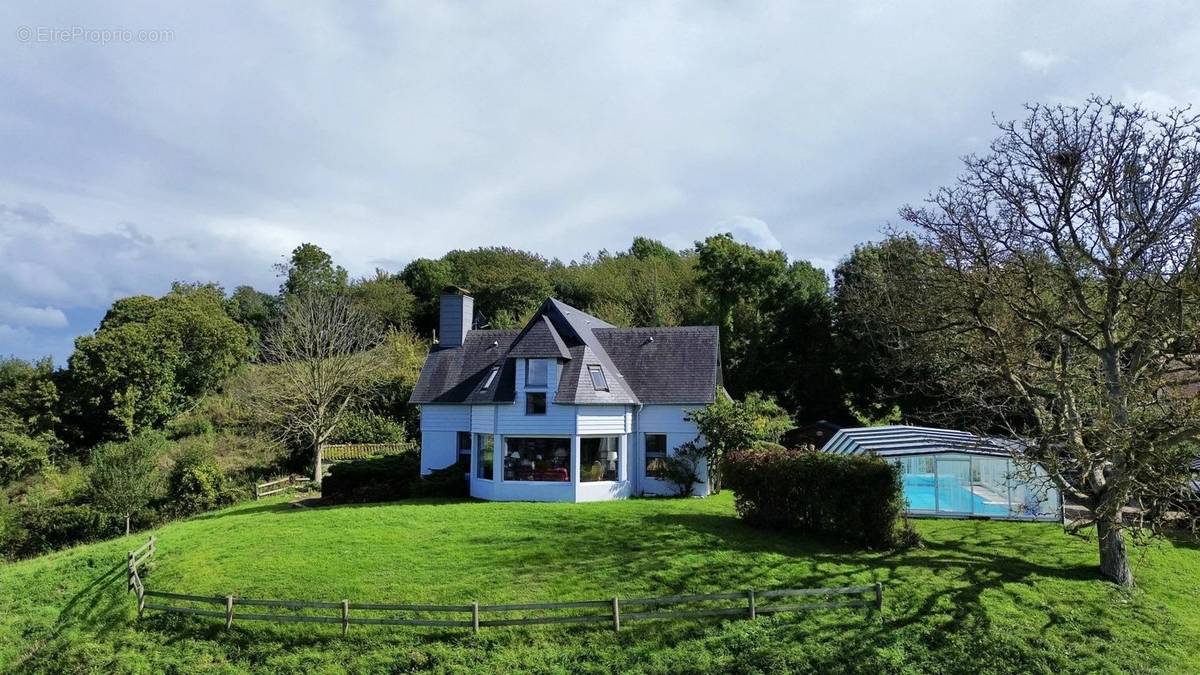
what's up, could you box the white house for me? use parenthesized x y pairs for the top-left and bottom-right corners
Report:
(409, 288), (721, 502)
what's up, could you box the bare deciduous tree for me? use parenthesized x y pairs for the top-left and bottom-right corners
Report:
(897, 97), (1200, 586)
(257, 293), (385, 484)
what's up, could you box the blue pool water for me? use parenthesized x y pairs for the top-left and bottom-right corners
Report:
(902, 474), (1011, 516)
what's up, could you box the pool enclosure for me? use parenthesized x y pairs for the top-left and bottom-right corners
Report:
(824, 426), (1061, 521)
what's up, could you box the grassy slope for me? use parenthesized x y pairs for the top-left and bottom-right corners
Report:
(1, 494), (1197, 675)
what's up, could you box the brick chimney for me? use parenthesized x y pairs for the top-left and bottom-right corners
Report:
(438, 286), (473, 347)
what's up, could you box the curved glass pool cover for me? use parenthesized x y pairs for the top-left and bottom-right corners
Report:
(894, 453), (1060, 520)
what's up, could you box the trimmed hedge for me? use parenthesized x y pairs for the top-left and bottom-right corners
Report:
(723, 446), (916, 549)
(321, 453), (421, 505)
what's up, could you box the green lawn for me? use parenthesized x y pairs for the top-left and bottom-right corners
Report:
(2, 494), (1197, 674)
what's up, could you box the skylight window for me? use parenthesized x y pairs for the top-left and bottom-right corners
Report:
(588, 365), (609, 391)
(482, 366), (500, 390)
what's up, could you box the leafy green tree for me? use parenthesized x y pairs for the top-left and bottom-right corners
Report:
(628, 236), (679, 260)
(744, 261), (845, 422)
(349, 269), (416, 329)
(64, 285), (250, 444)
(695, 233), (788, 370)
(0, 432), (52, 485)
(686, 393), (793, 492)
(0, 357), (60, 437)
(399, 257), (454, 336)
(88, 432), (165, 535)
(831, 237), (957, 427)
(226, 285), (279, 346)
(275, 243), (348, 297)
(442, 247), (553, 327)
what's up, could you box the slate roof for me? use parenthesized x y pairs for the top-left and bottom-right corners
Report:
(824, 425), (1020, 458)
(410, 298), (721, 406)
(507, 315), (571, 360)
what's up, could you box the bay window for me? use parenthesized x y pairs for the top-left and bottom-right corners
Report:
(580, 436), (620, 482)
(475, 433), (493, 480)
(504, 437), (570, 482)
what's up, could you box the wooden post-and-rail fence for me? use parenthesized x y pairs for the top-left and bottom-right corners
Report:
(126, 537), (884, 635)
(252, 475), (312, 501)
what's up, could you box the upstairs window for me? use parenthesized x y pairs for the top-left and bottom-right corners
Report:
(482, 366), (500, 390)
(525, 392), (547, 415)
(526, 359), (548, 387)
(588, 365), (609, 391)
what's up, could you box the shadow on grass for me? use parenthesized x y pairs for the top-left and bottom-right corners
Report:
(12, 559), (131, 672)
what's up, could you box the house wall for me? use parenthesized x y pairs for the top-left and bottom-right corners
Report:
(575, 405), (631, 435)
(494, 358), (575, 434)
(419, 405), (471, 474)
(634, 404), (709, 497)
(421, 367), (711, 500)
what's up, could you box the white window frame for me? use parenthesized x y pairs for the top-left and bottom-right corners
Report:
(587, 365), (609, 391)
(644, 433), (668, 479)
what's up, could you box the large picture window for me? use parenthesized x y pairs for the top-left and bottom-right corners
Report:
(504, 437), (570, 482)
(644, 433), (667, 478)
(475, 433), (493, 480)
(580, 436), (620, 482)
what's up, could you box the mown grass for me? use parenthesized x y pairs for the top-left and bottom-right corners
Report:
(1, 494), (1197, 674)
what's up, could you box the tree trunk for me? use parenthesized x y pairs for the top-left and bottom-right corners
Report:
(312, 442), (323, 487)
(1096, 514), (1134, 587)
(125, 513), (131, 536)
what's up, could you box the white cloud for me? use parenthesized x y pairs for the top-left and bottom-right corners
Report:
(1019, 49), (1062, 73)
(712, 216), (784, 252)
(1121, 86), (1200, 113)
(0, 302), (68, 328)
(0, 2), (1198, 359)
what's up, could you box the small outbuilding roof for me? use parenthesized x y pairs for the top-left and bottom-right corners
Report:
(824, 425), (1021, 458)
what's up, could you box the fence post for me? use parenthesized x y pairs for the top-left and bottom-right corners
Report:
(747, 589), (756, 620)
(873, 582), (883, 617)
(127, 552), (134, 592)
(149, 535), (156, 556)
(253, 482), (259, 501)
(611, 596), (620, 633)
(225, 595), (234, 629)
(137, 583), (145, 618)
(341, 600), (350, 636)
(472, 601), (480, 634)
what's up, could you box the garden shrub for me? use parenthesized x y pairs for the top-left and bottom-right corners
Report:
(661, 441), (706, 496)
(410, 459), (469, 498)
(329, 411), (408, 444)
(723, 446), (917, 549)
(4, 503), (116, 558)
(164, 416), (215, 440)
(166, 444), (235, 517)
(321, 453), (420, 504)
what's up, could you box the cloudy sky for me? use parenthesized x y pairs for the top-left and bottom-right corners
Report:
(2, 2), (1199, 361)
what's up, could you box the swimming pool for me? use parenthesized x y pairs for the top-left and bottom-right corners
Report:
(902, 474), (1012, 517)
